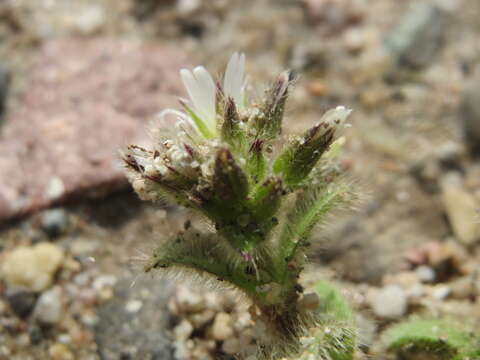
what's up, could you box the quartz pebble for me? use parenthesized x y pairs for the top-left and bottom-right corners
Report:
(2, 243), (64, 292)
(211, 312), (234, 341)
(174, 319), (194, 341)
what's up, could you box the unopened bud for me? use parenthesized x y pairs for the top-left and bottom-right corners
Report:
(273, 106), (352, 186)
(255, 71), (291, 140)
(221, 97), (243, 146)
(213, 148), (249, 203)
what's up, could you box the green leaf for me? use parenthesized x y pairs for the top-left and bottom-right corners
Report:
(315, 281), (354, 322)
(383, 318), (480, 360)
(145, 228), (266, 299)
(278, 181), (351, 267)
(295, 280), (356, 360)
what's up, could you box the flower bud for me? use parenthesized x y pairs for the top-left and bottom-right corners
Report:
(249, 176), (283, 222)
(213, 148), (249, 203)
(255, 71), (291, 140)
(221, 97), (243, 147)
(273, 106), (351, 186)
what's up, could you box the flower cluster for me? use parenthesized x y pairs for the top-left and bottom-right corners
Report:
(123, 53), (350, 222)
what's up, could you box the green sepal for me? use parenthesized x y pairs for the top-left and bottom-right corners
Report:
(182, 102), (216, 140)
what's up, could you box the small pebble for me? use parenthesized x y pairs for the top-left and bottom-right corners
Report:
(93, 275), (117, 290)
(6, 291), (37, 318)
(2, 242), (64, 292)
(48, 343), (74, 360)
(125, 299), (143, 313)
(173, 319), (194, 341)
(431, 285), (451, 300)
(34, 287), (63, 325)
(41, 208), (68, 237)
(175, 285), (205, 313)
(222, 338), (240, 355)
(415, 265), (436, 283)
(368, 285), (407, 319)
(450, 276), (474, 300)
(72, 6), (106, 35)
(211, 312), (234, 341)
(440, 172), (480, 246)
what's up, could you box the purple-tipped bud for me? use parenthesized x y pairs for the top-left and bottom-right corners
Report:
(255, 71), (291, 140)
(273, 106), (352, 186)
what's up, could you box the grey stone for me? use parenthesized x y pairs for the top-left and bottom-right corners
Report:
(95, 275), (175, 360)
(384, 3), (451, 69)
(40, 208), (68, 237)
(33, 287), (62, 325)
(462, 74), (480, 156)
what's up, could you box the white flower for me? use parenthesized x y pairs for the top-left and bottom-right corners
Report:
(180, 66), (217, 136)
(223, 52), (246, 108)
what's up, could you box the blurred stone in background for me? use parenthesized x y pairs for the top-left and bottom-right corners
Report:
(0, 39), (187, 224)
(384, 2), (452, 69)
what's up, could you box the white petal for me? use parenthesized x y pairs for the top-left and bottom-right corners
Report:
(223, 52), (238, 99)
(180, 69), (203, 113)
(157, 108), (190, 124)
(223, 52), (245, 106)
(319, 106), (352, 127)
(317, 106), (352, 138)
(193, 66), (216, 125)
(233, 53), (245, 103)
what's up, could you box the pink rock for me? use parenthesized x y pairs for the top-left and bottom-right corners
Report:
(0, 39), (188, 223)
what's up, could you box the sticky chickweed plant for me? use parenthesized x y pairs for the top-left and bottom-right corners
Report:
(122, 53), (357, 359)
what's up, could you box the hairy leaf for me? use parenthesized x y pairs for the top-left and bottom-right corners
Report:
(383, 318), (480, 360)
(145, 228), (267, 299)
(278, 180), (352, 267)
